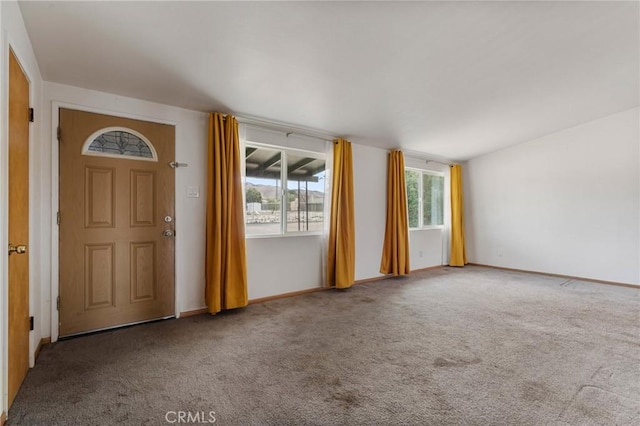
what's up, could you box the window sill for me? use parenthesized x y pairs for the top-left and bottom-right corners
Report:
(246, 231), (323, 240)
(409, 226), (444, 232)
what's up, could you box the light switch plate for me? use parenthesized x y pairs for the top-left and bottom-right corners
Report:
(186, 186), (200, 198)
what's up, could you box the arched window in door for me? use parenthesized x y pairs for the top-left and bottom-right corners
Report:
(82, 127), (158, 161)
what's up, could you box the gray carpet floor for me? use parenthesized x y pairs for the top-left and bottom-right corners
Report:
(8, 266), (640, 425)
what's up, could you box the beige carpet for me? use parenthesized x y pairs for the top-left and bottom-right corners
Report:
(8, 266), (640, 425)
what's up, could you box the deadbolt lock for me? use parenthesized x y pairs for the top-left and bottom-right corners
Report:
(8, 244), (27, 255)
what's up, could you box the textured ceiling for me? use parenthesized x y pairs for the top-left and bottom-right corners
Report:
(18, 1), (639, 160)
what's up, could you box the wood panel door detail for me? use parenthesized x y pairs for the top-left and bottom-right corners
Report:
(8, 49), (31, 408)
(59, 108), (175, 336)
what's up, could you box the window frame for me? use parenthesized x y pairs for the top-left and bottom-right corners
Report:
(243, 141), (327, 238)
(405, 167), (445, 231)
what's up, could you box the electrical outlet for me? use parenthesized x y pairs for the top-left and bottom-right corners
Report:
(497, 247), (503, 257)
(419, 250), (424, 258)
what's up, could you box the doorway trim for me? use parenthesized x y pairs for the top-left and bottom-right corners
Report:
(49, 101), (179, 342)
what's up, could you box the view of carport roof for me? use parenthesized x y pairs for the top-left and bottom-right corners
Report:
(245, 147), (324, 182)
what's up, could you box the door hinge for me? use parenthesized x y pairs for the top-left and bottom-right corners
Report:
(29, 316), (34, 331)
(56, 296), (60, 311)
(57, 127), (61, 142)
(29, 108), (34, 123)
(56, 211), (60, 226)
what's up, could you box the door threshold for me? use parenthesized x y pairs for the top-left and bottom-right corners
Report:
(58, 315), (175, 340)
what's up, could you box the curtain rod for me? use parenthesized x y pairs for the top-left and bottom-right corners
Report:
(234, 113), (339, 142)
(426, 160), (454, 167)
(284, 131), (333, 143)
(403, 149), (455, 166)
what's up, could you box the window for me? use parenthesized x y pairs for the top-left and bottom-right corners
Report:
(244, 143), (326, 236)
(405, 168), (444, 229)
(82, 127), (157, 161)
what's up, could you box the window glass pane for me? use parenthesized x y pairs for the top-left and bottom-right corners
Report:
(87, 130), (154, 159)
(286, 154), (326, 233)
(405, 170), (420, 228)
(423, 174), (444, 226)
(245, 147), (282, 235)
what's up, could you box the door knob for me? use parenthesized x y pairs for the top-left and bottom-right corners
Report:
(163, 230), (175, 238)
(8, 244), (27, 255)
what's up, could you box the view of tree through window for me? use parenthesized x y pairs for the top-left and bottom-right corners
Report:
(244, 144), (325, 236)
(405, 169), (444, 229)
(405, 170), (420, 228)
(423, 174), (444, 226)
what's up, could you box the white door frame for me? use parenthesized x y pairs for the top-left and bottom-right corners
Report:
(49, 101), (178, 342)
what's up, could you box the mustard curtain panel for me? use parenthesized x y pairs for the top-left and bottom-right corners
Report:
(380, 150), (410, 275)
(205, 113), (248, 313)
(450, 164), (467, 266)
(327, 138), (356, 289)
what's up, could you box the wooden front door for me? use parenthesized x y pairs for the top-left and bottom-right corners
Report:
(8, 50), (31, 408)
(59, 108), (175, 337)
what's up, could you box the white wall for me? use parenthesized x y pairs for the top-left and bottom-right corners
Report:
(352, 143), (388, 280)
(245, 141), (447, 300)
(352, 146), (447, 280)
(246, 235), (324, 299)
(1, 0), (44, 415)
(245, 143), (448, 300)
(465, 107), (640, 285)
(409, 229), (445, 269)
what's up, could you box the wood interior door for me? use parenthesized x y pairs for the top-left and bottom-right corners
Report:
(8, 49), (30, 408)
(59, 108), (175, 337)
